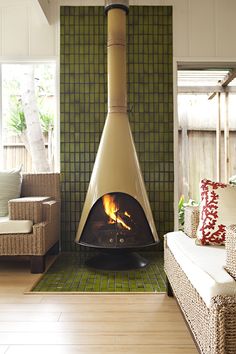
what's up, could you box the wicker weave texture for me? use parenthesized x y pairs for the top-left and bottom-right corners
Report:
(0, 229), (45, 255)
(21, 174), (60, 201)
(164, 242), (236, 354)
(0, 174), (60, 257)
(184, 205), (199, 238)
(0, 222), (59, 256)
(164, 245), (211, 354)
(225, 225), (236, 280)
(41, 200), (60, 251)
(9, 197), (50, 224)
(211, 296), (236, 354)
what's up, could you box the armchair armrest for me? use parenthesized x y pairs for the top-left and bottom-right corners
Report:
(42, 200), (59, 223)
(184, 205), (200, 238)
(32, 200), (60, 253)
(8, 196), (50, 224)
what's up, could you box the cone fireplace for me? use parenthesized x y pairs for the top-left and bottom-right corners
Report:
(75, 0), (159, 269)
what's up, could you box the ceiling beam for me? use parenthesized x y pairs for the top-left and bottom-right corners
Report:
(207, 69), (236, 100)
(220, 69), (236, 87)
(34, 0), (51, 25)
(178, 86), (236, 94)
(208, 92), (217, 100)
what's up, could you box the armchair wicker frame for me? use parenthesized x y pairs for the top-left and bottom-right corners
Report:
(0, 173), (60, 273)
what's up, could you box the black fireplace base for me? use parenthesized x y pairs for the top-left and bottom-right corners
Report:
(85, 251), (149, 271)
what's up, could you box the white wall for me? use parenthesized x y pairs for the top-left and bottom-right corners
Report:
(0, 0), (57, 60)
(0, 0), (236, 60)
(173, 0), (236, 60)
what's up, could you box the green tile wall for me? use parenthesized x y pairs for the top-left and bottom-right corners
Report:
(60, 6), (174, 252)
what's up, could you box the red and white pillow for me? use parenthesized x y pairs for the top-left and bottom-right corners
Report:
(197, 179), (236, 246)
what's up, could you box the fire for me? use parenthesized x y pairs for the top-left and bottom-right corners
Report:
(102, 194), (131, 231)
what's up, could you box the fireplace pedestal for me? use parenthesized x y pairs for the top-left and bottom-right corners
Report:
(85, 250), (149, 271)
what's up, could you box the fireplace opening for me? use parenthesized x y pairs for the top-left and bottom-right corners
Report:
(80, 193), (155, 249)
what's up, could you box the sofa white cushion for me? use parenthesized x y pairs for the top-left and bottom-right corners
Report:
(0, 168), (22, 217)
(166, 231), (236, 307)
(0, 216), (32, 234)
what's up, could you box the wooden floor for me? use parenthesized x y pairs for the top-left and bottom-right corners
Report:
(0, 257), (198, 354)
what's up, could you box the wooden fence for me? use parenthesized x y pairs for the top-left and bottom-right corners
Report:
(3, 144), (33, 172)
(3, 127), (236, 202)
(3, 134), (51, 173)
(178, 130), (236, 202)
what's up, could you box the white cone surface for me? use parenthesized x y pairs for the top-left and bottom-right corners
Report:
(76, 112), (159, 242)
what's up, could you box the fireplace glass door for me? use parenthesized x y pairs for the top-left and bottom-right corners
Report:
(79, 192), (155, 248)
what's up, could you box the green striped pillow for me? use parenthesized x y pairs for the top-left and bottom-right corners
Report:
(0, 167), (22, 216)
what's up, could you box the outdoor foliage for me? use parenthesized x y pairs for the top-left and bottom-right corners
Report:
(8, 96), (53, 135)
(39, 112), (54, 133)
(8, 97), (26, 133)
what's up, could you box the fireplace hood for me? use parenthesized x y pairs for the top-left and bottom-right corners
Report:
(75, 0), (159, 246)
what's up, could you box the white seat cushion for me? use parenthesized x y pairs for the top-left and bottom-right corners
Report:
(166, 231), (236, 307)
(0, 216), (32, 234)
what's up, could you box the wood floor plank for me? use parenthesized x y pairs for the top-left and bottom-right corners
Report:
(0, 296), (43, 304)
(0, 320), (189, 333)
(6, 344), (198, 354)
(0, 302), (179, 312)
(0, 313), (60, 322)
(0, 333), (116, 345)
(59, 311), (183, 322)
(0, 259), (198, 353)
(116, 333), (194, 345)
(0, 332), (194, 346)
(40, 294), (174, 304)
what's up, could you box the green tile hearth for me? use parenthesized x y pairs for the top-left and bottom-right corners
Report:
(32, 252), (166, 292)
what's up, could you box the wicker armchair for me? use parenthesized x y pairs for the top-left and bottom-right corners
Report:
(165, 207), (236, 354)
(0, 173), (60, 273)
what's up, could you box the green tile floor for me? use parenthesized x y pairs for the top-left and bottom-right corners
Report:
(32, 252), (166, 292)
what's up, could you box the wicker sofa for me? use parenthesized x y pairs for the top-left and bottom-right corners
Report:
(0, 173), (60, 273)
(164, 207), (236, 354)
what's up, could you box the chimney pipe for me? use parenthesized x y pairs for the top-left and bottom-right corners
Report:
(106, 1), (128, 113)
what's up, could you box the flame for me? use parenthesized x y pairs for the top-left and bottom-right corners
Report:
(102, 194), (131, 231)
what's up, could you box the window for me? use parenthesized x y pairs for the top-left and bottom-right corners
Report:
(177, 68), (236, 202)
(0, 63), (57, 172)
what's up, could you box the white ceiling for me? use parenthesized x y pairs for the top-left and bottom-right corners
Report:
(178, 70), (236, 87)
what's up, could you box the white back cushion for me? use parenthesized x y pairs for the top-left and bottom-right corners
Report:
(0, 168), (22, 216)
(197, 179), (236, 245)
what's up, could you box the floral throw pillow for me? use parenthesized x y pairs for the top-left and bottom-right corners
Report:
(197, 179), (236, 246)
